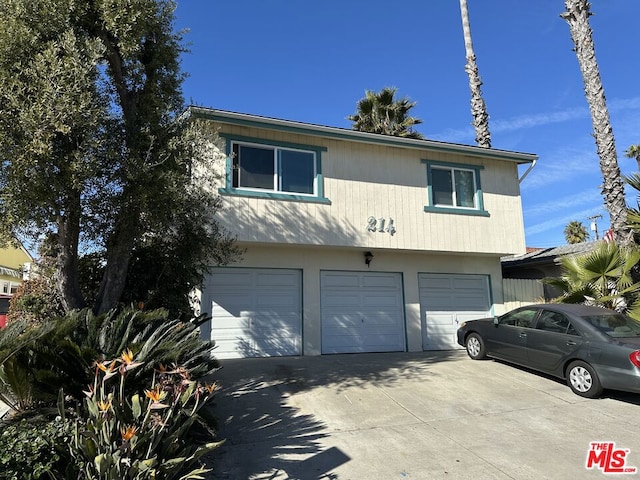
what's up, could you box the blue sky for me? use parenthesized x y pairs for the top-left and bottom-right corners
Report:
(174, 1), (640, 248)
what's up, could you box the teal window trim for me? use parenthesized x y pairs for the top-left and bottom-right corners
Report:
(218, 187), (331, 204)
(219, 133), (329, 203)
(422, 159), (489, 217)
(423, 205), (490, 217)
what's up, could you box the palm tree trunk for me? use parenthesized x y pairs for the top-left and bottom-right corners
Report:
(562, 0), (631, 245)
(459, 0), (491, 148)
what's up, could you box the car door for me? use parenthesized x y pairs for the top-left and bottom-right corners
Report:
(525, 309), (583, 374)
(486, 307), (538, 364)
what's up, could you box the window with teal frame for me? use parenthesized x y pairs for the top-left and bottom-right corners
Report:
(422, 160), (489, 216)
(219, 135), (330, 204)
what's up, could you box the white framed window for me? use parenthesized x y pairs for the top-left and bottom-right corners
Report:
(431, 166), (477, 208)
(220, 135), (329, 204)
(423, 160), (488, 217)
(232, 142), (317, 195)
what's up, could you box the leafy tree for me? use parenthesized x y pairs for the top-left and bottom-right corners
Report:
(544, 242), (640, 319)
(0, 0), (239, 315)
(561, 1), (631, 245)
(348, 87), (425, 139)
(564, 220), (590, 244)
(459, 0), (491, 148)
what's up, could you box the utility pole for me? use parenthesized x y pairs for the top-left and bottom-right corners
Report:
(588, 214), (602, 240)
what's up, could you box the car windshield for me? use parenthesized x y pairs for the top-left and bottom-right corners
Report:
(583, 313), (640, 338)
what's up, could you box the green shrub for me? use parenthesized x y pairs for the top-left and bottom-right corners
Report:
(0, 308), (219, 412)
(62, 352), (222, 479)
(0, 308), (224, 478)
(0, 415), (72, 480)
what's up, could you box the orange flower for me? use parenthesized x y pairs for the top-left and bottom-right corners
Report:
(119, 349), (143, 372)
(145, 385), (167, 403)
(204, 382), (217, 394)
(145, 385), (169, 409)
(121, 349), (134, 365)
(96, 359), (118, 376)
(145, 385), (162, 402)
(120, 425), (138, 441)
(97, 398), (112, 413)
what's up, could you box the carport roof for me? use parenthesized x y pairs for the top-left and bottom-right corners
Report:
(501, 241), (596, 268)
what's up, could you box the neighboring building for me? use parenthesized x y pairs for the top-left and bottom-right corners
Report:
(0, 241), (32, 327)
(192, 108), (537, 358)
(502, 242), (596, 301)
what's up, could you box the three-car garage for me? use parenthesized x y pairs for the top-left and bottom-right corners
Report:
(202, 264), (494, 359)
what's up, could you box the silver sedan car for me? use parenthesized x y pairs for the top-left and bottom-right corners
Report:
(456, 303), (640, 398)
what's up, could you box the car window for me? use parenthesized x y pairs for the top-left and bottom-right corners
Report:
(536, 311), (578, 335)
(584, 313), (640, 338)
(499, 309), (537, 328)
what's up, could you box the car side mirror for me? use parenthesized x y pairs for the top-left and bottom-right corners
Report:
(493, 317), (499, 327)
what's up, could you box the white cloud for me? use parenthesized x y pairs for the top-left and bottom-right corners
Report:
(520, 148), (598, 189)
(525, 206), (606, 236)
(429, 95), (640, 142)
(610, 96), (640, 112)
(524, 190), (603, 218)
(491, 106), (588, 133)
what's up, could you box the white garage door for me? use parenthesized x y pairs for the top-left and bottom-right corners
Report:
(204, 268), (302, 359)
(419, 273), (491, 350)
(321, 271), (405, 354)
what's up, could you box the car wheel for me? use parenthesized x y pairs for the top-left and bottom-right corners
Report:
(566, 361), (603, 398)
(465, 333), (486, 360)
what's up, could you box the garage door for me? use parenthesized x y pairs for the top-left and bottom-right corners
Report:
(321, 271), (405, 354)
(419, 273), (491, 350)
(205, 268), (302, 359)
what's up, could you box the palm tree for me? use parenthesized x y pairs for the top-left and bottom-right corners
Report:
(623, 172), (640, 242)
(544, 241), (640, 318)
(561, 1), (630, 245)
(459, 0), (491, 148)
(564, 220), (590, 244)
(625, 144), (640, 170)
(348, 87), (424, 139)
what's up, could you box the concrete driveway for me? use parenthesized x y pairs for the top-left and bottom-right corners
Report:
(204, 351), (640, 479)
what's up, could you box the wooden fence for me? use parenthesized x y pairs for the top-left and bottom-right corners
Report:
(503, 278), (545, 311)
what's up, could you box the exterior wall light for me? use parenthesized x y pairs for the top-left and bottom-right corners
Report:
(364, 251), (374, 267)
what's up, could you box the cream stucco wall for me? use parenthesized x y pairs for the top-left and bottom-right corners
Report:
(211, 123), (527, 257)
(0, 244), (31, 270)
(200, 244), (507, 356)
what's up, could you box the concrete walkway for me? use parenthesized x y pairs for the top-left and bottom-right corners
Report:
(203, 351), (640, 480)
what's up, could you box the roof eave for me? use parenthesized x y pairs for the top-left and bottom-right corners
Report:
(187, 106), (538, 165)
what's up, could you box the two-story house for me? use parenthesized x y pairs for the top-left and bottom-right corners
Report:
(0, 241), (32, 327)
(191, 107), (537, 358)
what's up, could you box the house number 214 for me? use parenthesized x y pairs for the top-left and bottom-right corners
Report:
(367, 216), (396, 236)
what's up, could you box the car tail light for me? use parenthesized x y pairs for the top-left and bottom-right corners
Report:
(630, 350), (640, 368)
